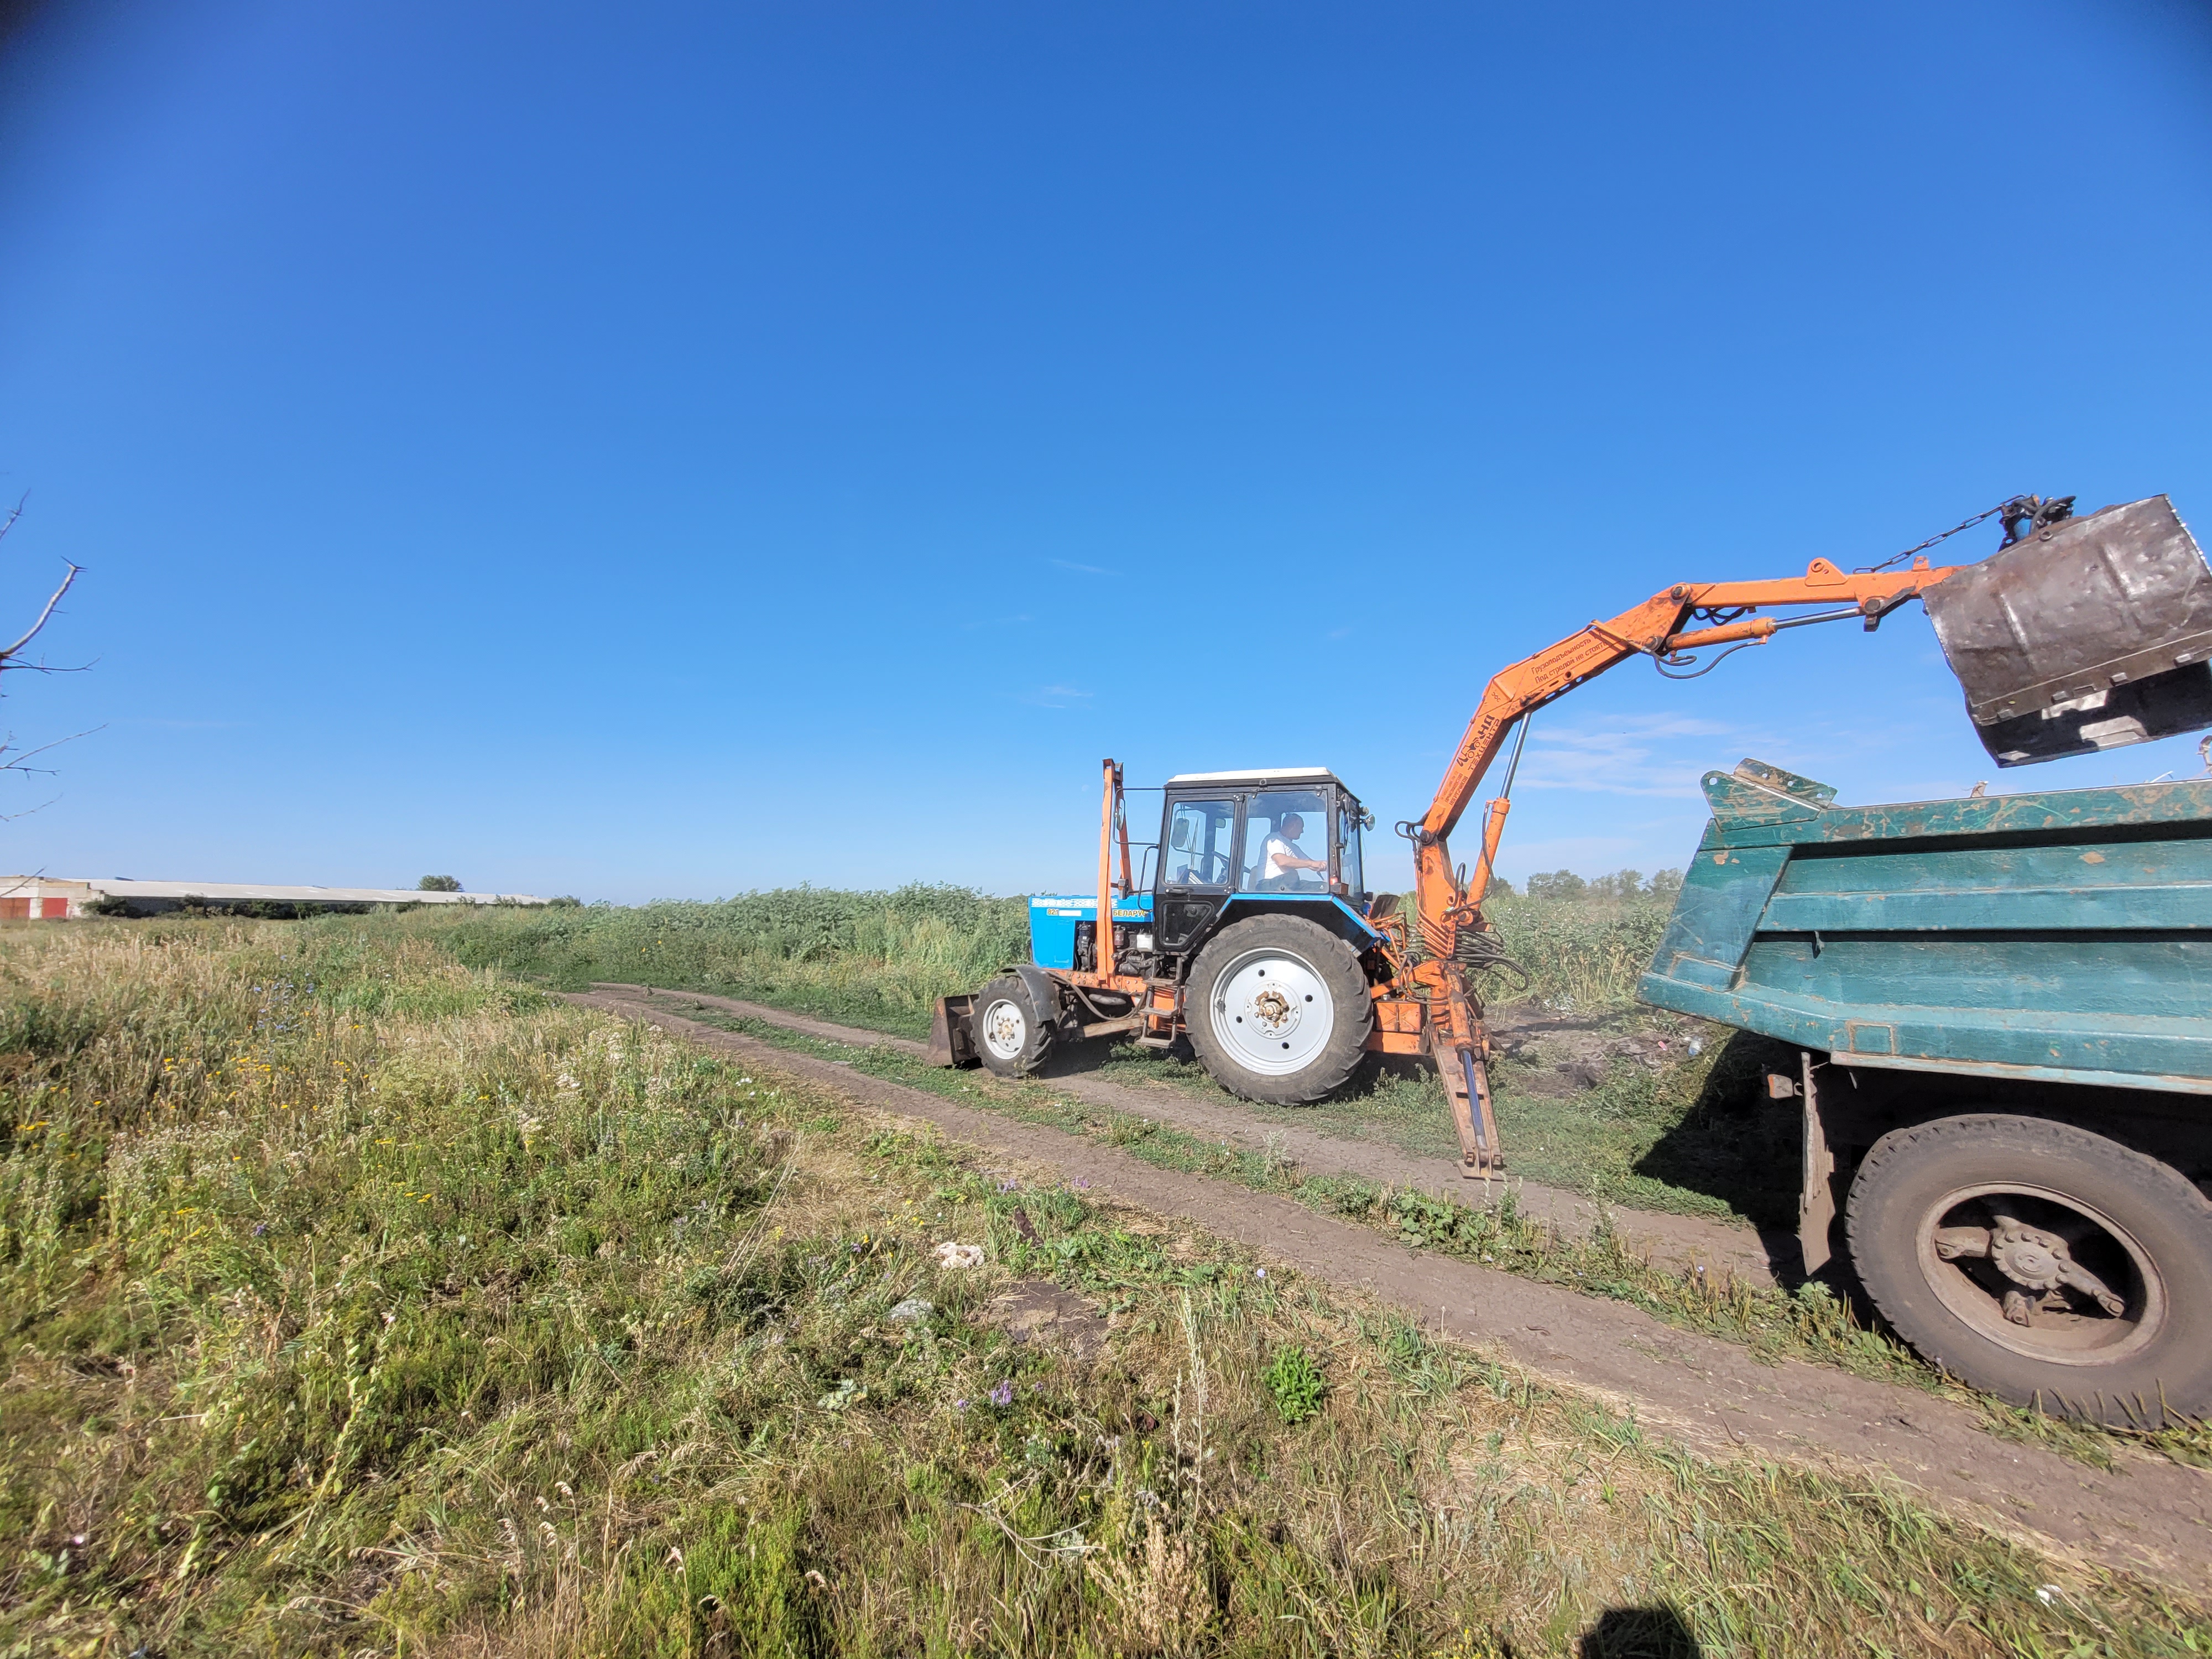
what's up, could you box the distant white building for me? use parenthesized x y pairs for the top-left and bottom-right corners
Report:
(0, 877), (549, 919)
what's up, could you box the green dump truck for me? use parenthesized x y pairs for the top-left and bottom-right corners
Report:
(1640, 759), (2212, 1427)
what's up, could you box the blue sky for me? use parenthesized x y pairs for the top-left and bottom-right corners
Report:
(1, 1), (2208, 902)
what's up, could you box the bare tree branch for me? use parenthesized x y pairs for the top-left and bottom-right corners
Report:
(0, 726), (103, 775)
(0, 494), (91, 805)
(0, 561), (81, 664)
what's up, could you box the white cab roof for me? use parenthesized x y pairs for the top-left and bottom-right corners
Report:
(1164, 767), (1339, 785)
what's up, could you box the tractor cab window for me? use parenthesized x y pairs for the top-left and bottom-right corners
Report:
(1244, 790), (1331, 891)
(1165, 798), (1236, 888)
(1339, 799), (1364, 896)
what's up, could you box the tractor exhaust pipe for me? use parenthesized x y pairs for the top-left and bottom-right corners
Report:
(1927, 494), (2212, 766)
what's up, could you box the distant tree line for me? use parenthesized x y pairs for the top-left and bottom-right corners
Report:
(1496, 868), (1683, 901)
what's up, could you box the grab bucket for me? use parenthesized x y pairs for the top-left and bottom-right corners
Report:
(1926, 494), (2212, 766)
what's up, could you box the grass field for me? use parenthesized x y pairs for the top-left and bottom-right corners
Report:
(0, 917), (2205, 1656)
(428, 886), (1032, 1039)
(415, 886), (1668, 1040)
(415, 888), (1793, 1227)
(665, 998), (2212, 1476)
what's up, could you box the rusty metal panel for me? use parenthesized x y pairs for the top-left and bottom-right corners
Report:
(1927, 495), (2212, 765)
(924, 994), (978, 1068)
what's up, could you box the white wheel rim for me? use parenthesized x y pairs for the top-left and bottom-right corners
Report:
(1209, 948), (1335, 1077)
(979, 996), (1027, 1061)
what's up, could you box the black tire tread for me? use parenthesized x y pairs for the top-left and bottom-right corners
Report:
(1845, 1112), (2212, 1427)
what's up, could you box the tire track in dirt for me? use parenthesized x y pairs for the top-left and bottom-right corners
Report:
(600, 983), (1786, 1286)
(573, 987), (2212, 1598)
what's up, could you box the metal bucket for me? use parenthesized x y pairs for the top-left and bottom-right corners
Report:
(925, 993), (979, 1068)
(1926, 494), (2212, 766)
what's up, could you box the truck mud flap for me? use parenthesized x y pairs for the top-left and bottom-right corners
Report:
(926, 994), (979, 1068)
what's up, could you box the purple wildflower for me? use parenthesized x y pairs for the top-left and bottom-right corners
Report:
(954, 1398), (968, 1412)
(989, 1380), (1015, 1407)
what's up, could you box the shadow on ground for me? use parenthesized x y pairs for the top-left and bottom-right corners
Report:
(1627, 1029), (1805, 1228)
(1577, 1605), (1703, 1657)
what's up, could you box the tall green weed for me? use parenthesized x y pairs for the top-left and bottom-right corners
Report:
(397, 884), (1030, 1035)
(1478, 892), (1672, 1013)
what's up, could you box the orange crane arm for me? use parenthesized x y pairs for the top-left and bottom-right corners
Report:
(1409, 557), (1959, 951)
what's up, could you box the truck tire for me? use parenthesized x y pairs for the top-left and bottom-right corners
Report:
(1187, 914), (1373, 1105)
(973, 974), (1056, 1078)
(1845, 1113), (2212, 1427)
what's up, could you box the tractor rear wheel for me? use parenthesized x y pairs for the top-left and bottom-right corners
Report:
(973, 974), (1056, 1078)
(1187, 914), (1372, 1105)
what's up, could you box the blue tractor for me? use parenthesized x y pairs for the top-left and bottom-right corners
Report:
(928, 764), (1401, 1106)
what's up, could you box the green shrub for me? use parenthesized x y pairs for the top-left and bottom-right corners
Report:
(1262, 1344), (1327, 1425)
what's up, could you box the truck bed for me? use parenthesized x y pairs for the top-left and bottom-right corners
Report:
(1637, 760), (2212, 1096)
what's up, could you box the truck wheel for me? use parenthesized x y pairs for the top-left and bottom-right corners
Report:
(1845, 1113), (2212, 1427)
(1187, 915), (1373, 1105)
(973, 974), (1056, 1078)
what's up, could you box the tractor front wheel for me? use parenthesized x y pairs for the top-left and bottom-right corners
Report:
(973, 974), (1057, 1078)
(1187, 915), (1372, 1105)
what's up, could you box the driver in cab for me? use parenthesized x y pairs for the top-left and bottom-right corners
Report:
(1259, 813), (1328, 889)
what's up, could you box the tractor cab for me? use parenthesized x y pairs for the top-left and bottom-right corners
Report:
(1151, 768), (1373, 957)
(1018, 766), (1378, 978)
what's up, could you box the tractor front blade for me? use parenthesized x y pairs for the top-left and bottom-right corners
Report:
(925, 994), (979, 1068)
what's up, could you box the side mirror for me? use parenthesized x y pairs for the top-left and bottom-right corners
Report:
(1170, 820), (1192, 852)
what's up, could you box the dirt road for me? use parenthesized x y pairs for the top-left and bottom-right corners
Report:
(572, 984), (2212, 1597)
(605, 983), (1787, 1286)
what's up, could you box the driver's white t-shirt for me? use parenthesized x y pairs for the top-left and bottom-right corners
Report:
(1262, 833), (1316, 883)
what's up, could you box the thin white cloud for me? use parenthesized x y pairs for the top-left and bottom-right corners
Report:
(1022, 684), (1094, 709)
(1514, 712), (1765, 798)
(1050, 558), (1119, 577)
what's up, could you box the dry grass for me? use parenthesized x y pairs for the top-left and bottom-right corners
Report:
(0, 919), (2203, 1656)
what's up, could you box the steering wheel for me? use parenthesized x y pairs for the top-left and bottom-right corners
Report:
(1193, 851), (1231, 884)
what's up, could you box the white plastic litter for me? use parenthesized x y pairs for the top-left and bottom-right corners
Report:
(934, 1241), (985, 1270)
